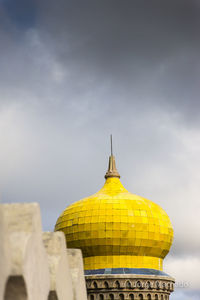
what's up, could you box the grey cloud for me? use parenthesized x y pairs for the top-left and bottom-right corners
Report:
(1, 1), (200, 122)
(35, 0), (200, 123)
(171, 290), (200, 300)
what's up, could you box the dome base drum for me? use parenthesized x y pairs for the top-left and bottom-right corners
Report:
(86, 273), (174, 300)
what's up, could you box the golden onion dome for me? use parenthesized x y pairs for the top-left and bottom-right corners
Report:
(55, 151), (173, 272)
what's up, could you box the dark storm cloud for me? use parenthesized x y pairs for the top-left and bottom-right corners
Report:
(36, 0), (200, 122)
(1, 0), (200, 122)
(1, 0), (36, 29)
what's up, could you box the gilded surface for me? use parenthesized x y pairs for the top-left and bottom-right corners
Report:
(55, 175), (173, 271)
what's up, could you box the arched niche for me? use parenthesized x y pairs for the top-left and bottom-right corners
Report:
(99, 294), (104, 300)
(4, 276), (27, 300)
(126, 281), (131, 289)
(109, 294), (114, 300)
(48, 291), (59, 300)
(119, 294), (124, 300)
(93, 281), (98, 289)
(90, 295), (94, 300)
(115, 281), (120, 289)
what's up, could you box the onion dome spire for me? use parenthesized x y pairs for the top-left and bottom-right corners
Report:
(105, 135), (120, 179)
(55, 137), (174, 272)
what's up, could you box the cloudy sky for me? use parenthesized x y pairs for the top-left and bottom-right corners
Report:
(0, 0), (200, 298)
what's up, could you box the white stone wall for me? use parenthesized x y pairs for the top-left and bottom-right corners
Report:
(0, 203), (87, 300)
(67, 249), (88, 300)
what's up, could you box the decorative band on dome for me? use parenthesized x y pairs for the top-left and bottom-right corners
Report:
(84, 268), (170, 276)
(84, 256), (163, 271)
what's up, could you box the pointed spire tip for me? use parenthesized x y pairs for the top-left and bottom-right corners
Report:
(105, 135), (120, 179)
(110, 134), (113, 156)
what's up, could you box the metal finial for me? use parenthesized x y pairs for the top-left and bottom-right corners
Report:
(105, 135), (120, 179)
(110, 134), (113, 156)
